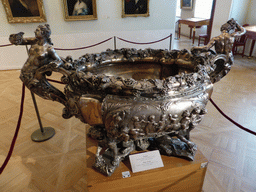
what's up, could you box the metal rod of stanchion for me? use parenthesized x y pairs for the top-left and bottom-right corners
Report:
(114, 36), (117, 50)
(174, 21), (179, 40)
(25, 45), (29, 53)
(169, 33), (172, 50)
(24, 45), (55, 142)
(30, 92), (44, 133)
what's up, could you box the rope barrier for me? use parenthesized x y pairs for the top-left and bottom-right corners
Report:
(0, 34), (172, 50)
(210, 98), (256, 136)
(55, 37), (113, 51)
(116, 34), (172, 45)
(0, 83), (25, 174)
(0, 44), (12, 47)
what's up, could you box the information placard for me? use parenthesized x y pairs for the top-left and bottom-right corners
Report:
(129, 150), (164, 173)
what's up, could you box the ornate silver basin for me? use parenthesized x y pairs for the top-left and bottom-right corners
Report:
(10, 19), (245, 176)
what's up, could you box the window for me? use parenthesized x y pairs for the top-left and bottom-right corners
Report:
(194, 0), (213, 19)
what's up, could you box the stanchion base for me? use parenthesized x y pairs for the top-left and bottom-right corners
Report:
(31, 127), (55, 142)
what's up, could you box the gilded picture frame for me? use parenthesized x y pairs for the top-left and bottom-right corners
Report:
(122, 0), (149, 18)
(1, 0), (47, 23)
(63, 0), (97, 21)
(180, 0), (193, 9)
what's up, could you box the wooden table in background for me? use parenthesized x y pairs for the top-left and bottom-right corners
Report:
(178, 18), (210, 44)
(244, 25), (256, 57)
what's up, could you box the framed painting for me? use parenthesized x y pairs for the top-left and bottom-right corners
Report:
(1, 0), (47, 23)
(122, 0), (149, 18)
(180, 0), (193, 9)
(63, 0), (97, 21)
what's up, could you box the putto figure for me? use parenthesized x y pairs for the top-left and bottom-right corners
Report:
(9, 24), (69, 107)
(10, 24), (62, 74)
(192, 19), (245, 64)
(192, 19), (245, 83)
(9, 20), (245, 176)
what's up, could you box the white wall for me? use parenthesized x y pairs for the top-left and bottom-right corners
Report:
(211, 0), (233, 38)
(230, 0), (250, 25)
(230, 0), (256, 57)
(246, 0), (256, 25)
(0, 0), (176, 70)
(0, 0), (176, 37)
(244, 0), (256, 57)
(211, 0), (256, 57)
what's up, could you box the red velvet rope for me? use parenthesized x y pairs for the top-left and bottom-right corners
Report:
(0, 83), (25, 174)
(55, 37), (113, 51)
(0, 44), (12, 47)
(0, 34), (172, 50)
(116, 34), (172, 45)
(210, 98), (256, 136)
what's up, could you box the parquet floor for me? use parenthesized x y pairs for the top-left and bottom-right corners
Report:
(0, 36), (255, 192)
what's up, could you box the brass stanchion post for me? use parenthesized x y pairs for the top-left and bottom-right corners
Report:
(169, 33), (172, 50)
(114, 36), (117, 50)
(30, 92), (55, 142)
(25, 45), (55, 142)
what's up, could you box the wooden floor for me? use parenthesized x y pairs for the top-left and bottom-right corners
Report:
(0, 36), (256, 192)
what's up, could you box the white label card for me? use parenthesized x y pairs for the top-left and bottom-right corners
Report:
(129, 150), (164, 173)
(122, 171), (131, 178)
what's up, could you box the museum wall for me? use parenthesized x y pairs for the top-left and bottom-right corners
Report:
(246, 0), (256, 25)
(0, 0), (176, 70)
(230, 0), (256, 57)
(211, 0), (233, 39)
(230, 0), (250, 25)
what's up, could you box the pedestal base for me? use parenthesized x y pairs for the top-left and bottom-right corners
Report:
(31, 127), (55, 142)
(86, 137), (208, 192)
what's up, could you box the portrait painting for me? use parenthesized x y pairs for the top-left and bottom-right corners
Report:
(180, 0), (193, 9)
(122, 0), (149, 18)
(63, 0), (97, 21)
(1, 0), (46, 23)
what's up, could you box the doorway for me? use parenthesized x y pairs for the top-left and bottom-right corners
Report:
(175, 0), (216, 43)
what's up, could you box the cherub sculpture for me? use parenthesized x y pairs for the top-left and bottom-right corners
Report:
(192, 18), (245, 64)
(9, 24), (71, 108)
(191, 19), (245, 83)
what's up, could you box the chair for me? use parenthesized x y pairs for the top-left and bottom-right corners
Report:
(232, 24), (249, 57)
(198, 34), (208, 46)
(188, 25), (201, 39)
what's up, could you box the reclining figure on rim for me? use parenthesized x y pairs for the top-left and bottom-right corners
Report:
(191, 18), (245, 82)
